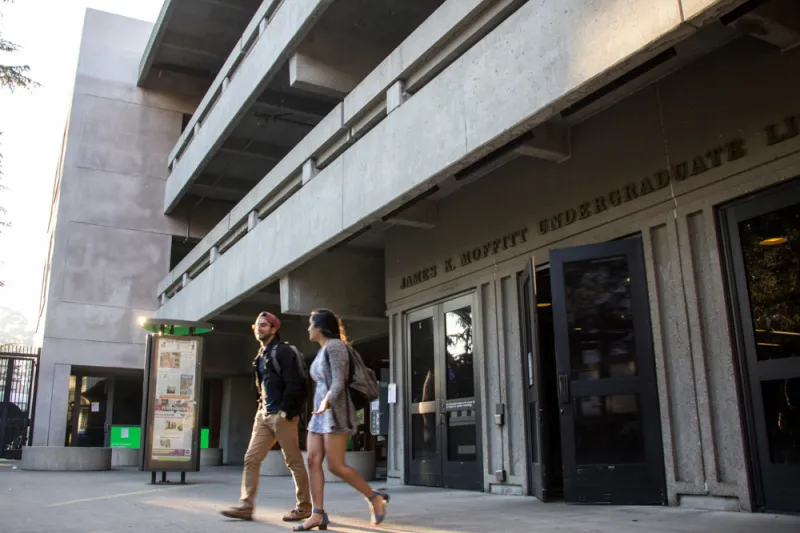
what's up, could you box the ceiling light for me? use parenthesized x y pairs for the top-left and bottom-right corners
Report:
(537, 302), (552, 308)
(759, 237), (788, 246)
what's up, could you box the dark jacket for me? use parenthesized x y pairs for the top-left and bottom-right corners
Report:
(252, 338), (306, 420)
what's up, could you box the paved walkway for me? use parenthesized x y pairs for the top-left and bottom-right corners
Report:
(1, 463), (799, 532)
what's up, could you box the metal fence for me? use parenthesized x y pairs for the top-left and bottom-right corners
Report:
(0, 345), (40, 459)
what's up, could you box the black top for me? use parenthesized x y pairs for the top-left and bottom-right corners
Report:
(253, 338), (306, 420)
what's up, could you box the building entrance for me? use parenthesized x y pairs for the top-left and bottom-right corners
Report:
(406, 294), (483, 491)
(521, 237), (666, 504)
(722, 179), (800, 514)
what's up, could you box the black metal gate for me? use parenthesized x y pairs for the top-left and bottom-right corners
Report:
(0, 345), (39, 460)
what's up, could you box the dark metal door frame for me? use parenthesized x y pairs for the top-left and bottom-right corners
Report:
(519, 258), (552, 501)
(550, 237), (666, 504)
(0, 347), (40, 459)
(719, 178), (800, 513)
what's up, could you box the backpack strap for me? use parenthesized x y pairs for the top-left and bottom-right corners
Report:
(269, 345), (282, 376)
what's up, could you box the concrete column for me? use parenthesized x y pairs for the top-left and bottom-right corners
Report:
(220, 376), (256, 465)
(182, 273), (190, 289)
(247, 210), (258, 232)
(32, 362), (71, 447)
(222, 76), (230, 91)
(258, 17), (267, 35)
(209, 245), (220, 264)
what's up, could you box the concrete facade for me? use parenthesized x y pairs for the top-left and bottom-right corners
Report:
(32, 10), (241, 449)
(30, 0), (800, 517)
(383, 35), (800, 508)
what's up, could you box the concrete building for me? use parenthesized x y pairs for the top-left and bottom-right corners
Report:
(32, 0), (800, 515)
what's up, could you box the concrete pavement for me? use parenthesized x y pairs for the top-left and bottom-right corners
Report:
(1, 463), (799, 532)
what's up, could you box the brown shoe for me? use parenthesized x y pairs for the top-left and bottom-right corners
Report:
(282, 508), (312, 522)
(221, 506), (253, 521)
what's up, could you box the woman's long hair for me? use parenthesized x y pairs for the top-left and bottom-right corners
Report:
(310, 308), (349, 344)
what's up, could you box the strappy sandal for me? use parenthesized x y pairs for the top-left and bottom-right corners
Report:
(368, 490), (390, 526)
(292, 508), (329, 531)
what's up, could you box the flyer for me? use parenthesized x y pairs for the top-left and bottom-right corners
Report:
(152, 338), (198, 462)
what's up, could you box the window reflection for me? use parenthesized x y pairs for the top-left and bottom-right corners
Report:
(564, 256), (638, 380)
(574, 394), (645, 465)
(445, 307), (474, 400)
(410, 318), (436, 403)
(740, 203), (800, 361)
(761, 378), (800, 464)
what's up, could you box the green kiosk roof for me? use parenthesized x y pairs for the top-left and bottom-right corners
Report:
(138, 318), (214, 336)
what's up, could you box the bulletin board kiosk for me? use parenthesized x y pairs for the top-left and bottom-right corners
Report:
(138, 318), (213, 484)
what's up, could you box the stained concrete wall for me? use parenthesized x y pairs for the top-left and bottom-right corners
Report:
(32, 10), (218, 446)
(384, 37), (800, 508)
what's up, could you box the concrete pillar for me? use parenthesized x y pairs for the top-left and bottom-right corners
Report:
(32, 362), (71, 447)
(280, 249), (386, 321)
(209, 245), (220, 264)
(247, 210), (258, 232)
(220, 376), (256, 465)
(182, 273), (190, 289)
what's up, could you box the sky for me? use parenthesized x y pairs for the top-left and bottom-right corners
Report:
(0, 0), (164, 331)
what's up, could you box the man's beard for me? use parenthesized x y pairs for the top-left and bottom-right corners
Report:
(257, 332), (272, 344)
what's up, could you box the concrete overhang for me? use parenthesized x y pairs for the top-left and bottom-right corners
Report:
(138, 0), (263, 92)
(162, 0), (447, 212)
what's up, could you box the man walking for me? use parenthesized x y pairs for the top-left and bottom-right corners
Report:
(221, 311), (311, 522)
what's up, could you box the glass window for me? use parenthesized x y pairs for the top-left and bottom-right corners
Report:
(563, 256), (638, 380)
(410, 318), (436, 404)
(739, 203), (800, 361)
(573, 394), (645, 465)
(760, 378), (800, 465)
(445, 307), (474, 400)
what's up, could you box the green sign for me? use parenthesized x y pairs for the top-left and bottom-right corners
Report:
(110, 426), (141, 449)
(110, 426), (209, 449)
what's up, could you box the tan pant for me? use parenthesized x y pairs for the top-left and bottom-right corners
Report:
(240, 411), (311, 513)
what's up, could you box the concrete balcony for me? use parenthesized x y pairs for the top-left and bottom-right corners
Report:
(155, 0), (750, 323)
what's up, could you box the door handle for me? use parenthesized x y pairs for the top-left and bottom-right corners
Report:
(557, 374), (570, 405)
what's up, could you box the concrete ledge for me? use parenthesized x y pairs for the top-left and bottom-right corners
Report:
(260, 451), (375, 482)
(111, 448), (139, 467)
(679, 495), (741, 512)
(201, 448), (223, 467)
(21, 447), (112, 471)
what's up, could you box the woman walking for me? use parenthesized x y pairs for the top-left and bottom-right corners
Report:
(293, 309), (389, 531)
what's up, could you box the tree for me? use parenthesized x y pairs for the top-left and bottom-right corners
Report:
(0, 0), (39, 287)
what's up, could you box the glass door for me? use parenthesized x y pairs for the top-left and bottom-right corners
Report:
(441, 295), (481, 490)
(550, 237), (666, 504)
(519, 259), (557, 500)
(723, 181), (800, 513)
(70, 376), (110, 447)
(407, 306), (441, 487)
(406, 294), (482, 490)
